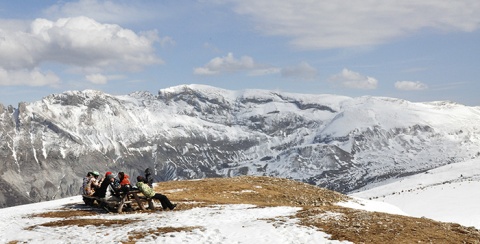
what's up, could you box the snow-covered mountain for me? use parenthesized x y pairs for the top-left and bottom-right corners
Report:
(1, 84), (480, 208)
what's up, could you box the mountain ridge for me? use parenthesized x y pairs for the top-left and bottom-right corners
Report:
(1, 84), (480, 208)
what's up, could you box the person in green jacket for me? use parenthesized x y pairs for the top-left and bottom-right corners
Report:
(136, 176), (176, 210)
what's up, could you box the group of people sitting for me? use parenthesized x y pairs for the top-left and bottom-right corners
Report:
(82, 168), (176, 211)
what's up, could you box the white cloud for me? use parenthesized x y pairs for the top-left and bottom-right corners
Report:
(158, 36), (176, 48)
(395, 81), (428, 91)
(0, 68), (60, 86)
(281, 62), (317, 80)
(228, 0), (480, 49)
(194, 52), (279, 76)
(0, 16), (161, 86)
(85, 73), (108, 84)
(85, 73), (125, 84)
(34, 16), (161, 69)
(329, 68), (378, 90)
(0, 19), (30, 32)
(43, 0), (157, 24)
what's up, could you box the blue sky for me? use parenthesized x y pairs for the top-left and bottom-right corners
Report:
(1, 0), (480, 106)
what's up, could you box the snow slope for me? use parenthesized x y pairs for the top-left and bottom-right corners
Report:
(351, 158), (480, 229)
(0, 192), (407, 243)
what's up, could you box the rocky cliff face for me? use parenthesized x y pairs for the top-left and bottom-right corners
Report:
(1, 84), (480, 207)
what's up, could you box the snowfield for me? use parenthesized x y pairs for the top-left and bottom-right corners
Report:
(0, 167), (479, 243)
(351, 158), (480, 229)
(0, 192), (408, 243)
(0, 196), (353, 243)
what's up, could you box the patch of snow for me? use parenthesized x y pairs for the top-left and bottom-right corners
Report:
(338, 197), (407, 216)
(0, 196), (353, 243)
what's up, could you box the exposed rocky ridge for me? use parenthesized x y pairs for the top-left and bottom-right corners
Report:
(1, 84), (480, 207)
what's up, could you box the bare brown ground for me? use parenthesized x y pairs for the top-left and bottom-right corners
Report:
(27, 218), (139, 230)
(124, 226), (203, 244)
(19, 176), (480, 243)
(155, 175), (347, 208)
(155, 176), (480, 244)
(31, 209), (98, 218)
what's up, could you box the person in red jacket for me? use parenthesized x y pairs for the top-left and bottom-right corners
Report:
(118, 172), (131, 192)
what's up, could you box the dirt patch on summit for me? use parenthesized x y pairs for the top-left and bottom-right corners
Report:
(155, 176), (480, 243)
(27, 218), (139, 229)
(154, 175), (347, 207)
(297, 206), (480, 244)
(31, 209), (98, 218)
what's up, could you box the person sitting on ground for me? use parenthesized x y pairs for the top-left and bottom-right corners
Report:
(144, 168), (154, 187)
(117, 171), (131, 192)
(136, 175), (176, 210)
(82, 171), (100, 195)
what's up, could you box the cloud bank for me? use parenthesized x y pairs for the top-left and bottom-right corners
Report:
(0, 16), (161, 86)
(395, 81), (428, 91)
(329, 69), (378, 89)
(0, 68), (60, 87)
(195, 54), (321, 80)
(228, 0), (480, 49)
(194, 52), (279, 76)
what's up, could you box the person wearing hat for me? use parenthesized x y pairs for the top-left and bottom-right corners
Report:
(94, 173), (117, 198)
(136, 175), (176, 210)
(97, 171), (112, 185)
(144, 168), (154, 187)
(82, 171), (100, 196)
